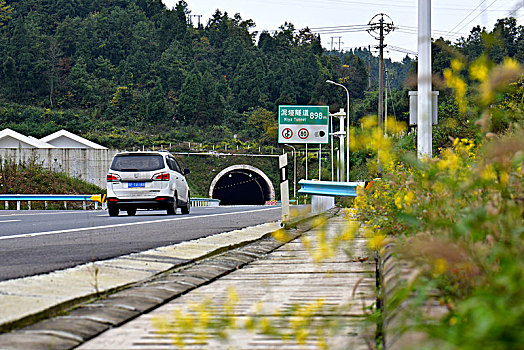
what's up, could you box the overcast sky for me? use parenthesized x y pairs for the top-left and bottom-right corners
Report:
(162, 0), (523, 61)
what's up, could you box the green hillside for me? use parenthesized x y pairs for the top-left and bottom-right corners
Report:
(0, 0), (522, 171)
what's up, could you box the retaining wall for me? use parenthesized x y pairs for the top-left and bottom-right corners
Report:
(0, 148), (116, 188)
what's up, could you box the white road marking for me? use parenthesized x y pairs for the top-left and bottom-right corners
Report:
(0, 220), (21, 223)
(0, 208), (280, 241)
(0, 211), (87, 217)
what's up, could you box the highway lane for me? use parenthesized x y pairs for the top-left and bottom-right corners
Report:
(0, 206), (281, 281)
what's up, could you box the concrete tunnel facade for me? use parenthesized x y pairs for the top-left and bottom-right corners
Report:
(209, 165), (275, 205)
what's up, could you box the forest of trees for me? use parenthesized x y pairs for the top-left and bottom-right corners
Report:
(0, 0), (522, 148)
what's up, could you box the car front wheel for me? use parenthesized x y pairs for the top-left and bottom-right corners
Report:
(181, 194), (190, 215)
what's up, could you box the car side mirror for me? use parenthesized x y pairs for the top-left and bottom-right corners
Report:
(183, 168), (190, 175)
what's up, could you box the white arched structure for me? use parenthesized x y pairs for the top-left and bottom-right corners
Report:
(208, 165), (275, 203)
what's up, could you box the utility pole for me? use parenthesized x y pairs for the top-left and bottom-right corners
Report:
(330, 36), (342, 51)
(368, 45), (372, 89)
(368, 14), (395, 134)
(418, 0), (432, 157)
(378, 18), (384, 133)
(189, 14), (202, 27)
(385, 69), (388, 134)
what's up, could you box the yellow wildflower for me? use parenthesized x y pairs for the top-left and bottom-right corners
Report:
(259, 317), (272, 333)
(480, 164), (497, 181)
(432, 258), (448, 276)
(254, 301), (264, 313)
(272, 228), (291, 242)
(341, 221), (358, 240)
(469, 59), (489, 81)
(394, 192), (403, 209)
(503, 57), (519, 71)
(438, 149), (460, 174)
(404, 191), (415, 207)
(368, 233), (386, 250)
(361, 115), (378, 129)
(451, 59), (464, 72)
(301, 235), (311, 249)
(227, 286), (239, 305)
(444, 67), (467, 113)
(296, 328), (309, 345)
(499, 170), (509, 187)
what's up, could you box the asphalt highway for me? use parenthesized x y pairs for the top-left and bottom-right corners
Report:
(0, 206), (281, 281)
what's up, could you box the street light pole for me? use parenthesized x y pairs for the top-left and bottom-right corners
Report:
(326, 80), (350, 181)
(330, 114), (334, 181)
(284, 144), (296, 200)
(329, 110), (346, 183)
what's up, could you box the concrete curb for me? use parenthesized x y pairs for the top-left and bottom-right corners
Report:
(378, 242), (449, 350)
(0, 209), (338, 349)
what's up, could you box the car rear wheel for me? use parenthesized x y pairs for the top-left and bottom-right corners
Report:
(167, 195), (177, 215)
(108, 206), (119, 217)
(127, 208), (136, 216)
(181, 194), (190, 215)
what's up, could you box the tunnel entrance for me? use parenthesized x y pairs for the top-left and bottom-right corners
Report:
(209, 165), (275, 205)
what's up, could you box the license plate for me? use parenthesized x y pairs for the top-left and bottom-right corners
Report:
(128, 182), (145, 188)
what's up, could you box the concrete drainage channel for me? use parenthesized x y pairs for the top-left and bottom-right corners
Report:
(0, 211), (340, 350)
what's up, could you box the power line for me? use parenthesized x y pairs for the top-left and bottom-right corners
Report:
(310, 24), (370, 30)
(249, 0), (514, 11)
(455, 0), (501, 34)
(445, 0), (500, 36)
(309, 23), (467, 40)
(397, 25), (466, 38)
(395, 29), (464, 40)
(315, 28), (374, 34)
(387, 45), (417, 56)
(446, 0), (488, 35)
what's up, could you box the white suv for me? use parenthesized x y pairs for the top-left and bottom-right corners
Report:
(106, 151), (190, 216)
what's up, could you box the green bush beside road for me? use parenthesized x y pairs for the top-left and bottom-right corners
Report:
(355, 57), (523, 349)
(0, 160), (103, 209)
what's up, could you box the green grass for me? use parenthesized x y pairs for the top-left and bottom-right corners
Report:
(0, 159), (103, 210)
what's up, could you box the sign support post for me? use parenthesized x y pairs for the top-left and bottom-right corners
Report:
(305, 144), (308, 180)
(279, 154), (289, 222)
(318, 144), (322, 180)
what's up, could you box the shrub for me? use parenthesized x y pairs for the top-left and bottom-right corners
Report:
(355, 57), (523, 349)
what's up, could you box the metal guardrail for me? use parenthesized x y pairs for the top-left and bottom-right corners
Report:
(0, 194), (105, 210)
(191, 198), (220, 207)
(0, 194), (102, 201)
(298, 180), (364, 197)
(0, 194), (221, 210)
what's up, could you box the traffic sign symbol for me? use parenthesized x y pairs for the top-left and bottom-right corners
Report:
(298, 128), (309, 139)
(282, 128), (293, 139)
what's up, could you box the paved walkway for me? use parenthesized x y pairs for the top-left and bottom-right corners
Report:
(78, 215), (376, 350)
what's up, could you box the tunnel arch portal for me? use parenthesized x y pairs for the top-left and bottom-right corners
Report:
(209, 165), (275, 205)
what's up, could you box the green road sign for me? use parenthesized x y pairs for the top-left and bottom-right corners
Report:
(278, 105), (329, 144)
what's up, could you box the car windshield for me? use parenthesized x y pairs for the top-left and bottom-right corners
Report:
(110, 155), (164, 172)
